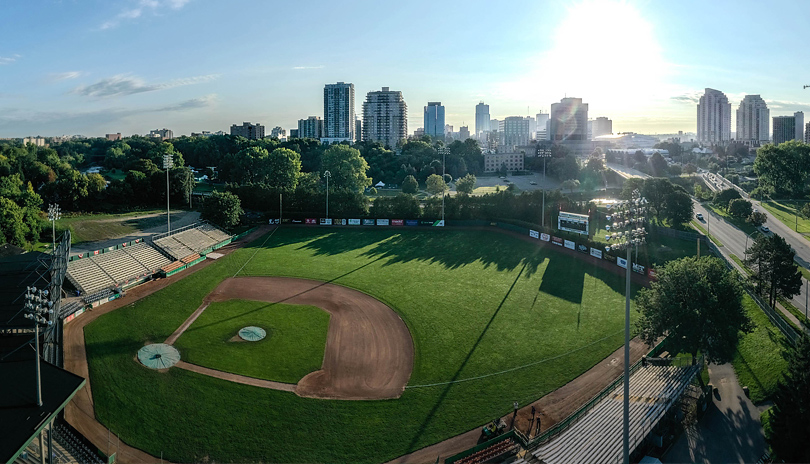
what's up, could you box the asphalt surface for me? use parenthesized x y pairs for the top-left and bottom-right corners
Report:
(663, 363), (767, 463)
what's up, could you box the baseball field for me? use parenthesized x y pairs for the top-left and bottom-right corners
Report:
(83, 227), (645, 463)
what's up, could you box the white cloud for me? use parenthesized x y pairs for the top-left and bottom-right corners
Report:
(0, 54), (22, 65)
(100, 0), (192, 30)
(73, 74), (219, 98)
(49, 71), (84, 82)
(292, 65), (325, 70)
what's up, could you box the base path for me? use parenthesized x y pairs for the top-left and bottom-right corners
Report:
(201, 277), (415, 400)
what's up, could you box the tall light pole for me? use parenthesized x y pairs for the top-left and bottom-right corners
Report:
(536, 146), (552, 227)
(605, 192), (648, 464)
(438, 147), (450, 225)
(47, 204), (61, 254)
(163, 153), (173, 233)
(324, 170), (331, 219)
(24, 286), (53, 407)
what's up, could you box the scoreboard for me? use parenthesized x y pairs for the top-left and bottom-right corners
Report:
(558, 211), (589, 235)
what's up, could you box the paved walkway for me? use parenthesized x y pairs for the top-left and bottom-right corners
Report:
(662, 363), (766, 463)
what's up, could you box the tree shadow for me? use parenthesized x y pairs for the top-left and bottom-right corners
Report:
(539, 253), (585, 305)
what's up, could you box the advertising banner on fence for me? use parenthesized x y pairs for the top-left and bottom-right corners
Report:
(434, 219), (445, 227)
(291, 219), (303, 224)
(551, 236), (563, 246)
(94, 250), (99, 255)
(540, 233), (550, 242)
(590, 247), (603, 259)
(268, 218), (280, 224)
(349, 219), (361, 225)
(377, 219), (390, 226)
(633, 263), (645, 274)
(420, 220), (436, 226)
(320, 218), (333, 225)
(406, 219), (419, 226)
(363, 219), (375, 225)
(577, 244), (588, 253)
(392, 219), (404, 226)
(334, 218), (347, 225)
(564, 240), (576, 250)
(65, 314), (75, 324)
(529, 230), (540, 239)
(305, 218), (317, 224)
(617, 256), (628, 269)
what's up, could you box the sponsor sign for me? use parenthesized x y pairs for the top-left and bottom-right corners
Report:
(320, 218), (333, 225)
(558, 211), (590, 235)
(529, 230), (540, 239)
(334, 218), (347, 225)
(617, 256), (628, 269)
(420, 220), (436, 226)
(406, 219), (419, 226)
(75, 308), (85, 317)
(135, 239), (140, 243)
(363, 219), (375, 226)
(434, 219), (445, 227)
(94, 250), (99, 255)
(564, 239), (576, 250)
(305, 218), (317, 224)
(633, 263), (645, 275)
(348, 219), (361, 225)
(291, 219), (303, 224)
(268, 218), (280, 224)
(77, 253), (84, 259)
(551, 236), (563, 246)
(590, 247), (603, 259)
(391, 219), (404, 226)
(540, 233), (550, 242)
(376, 219), (390, 226)
(648, 269), (657, 279)
(65, 314), (75, 323)
(577, 244), (588, 253)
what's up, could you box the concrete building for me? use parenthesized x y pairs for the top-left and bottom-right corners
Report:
(148, 128), (173, 140)
(735, 95), (769, 146)
(230, 122), (265, 140)
(324, 82), (355, 142)
(772, 112), (805, 145)
(413, 127), (425, 138)
(697, 88), (731, 144)
(591, 117), (612, 138)
(490, 119), (500, 134)
(190, 131), (226, 137)
(362, 87), (408, 148)
(484, 152), (524, 173)
(22, 136), (46, 147)
(549, 98), (588, 142)
(806, 122), (810, 144)
(459, 126), (470, 141)
(105, 133), (122, 141)
(290, 129), (299, 138)
(500, 117), (531, 149)
(536, 112), (550, 140)
(475, 102), (490, 137)
(424, 102), (445, 138)
(270, 126), (287, 141)
(297, 116), (324, 139)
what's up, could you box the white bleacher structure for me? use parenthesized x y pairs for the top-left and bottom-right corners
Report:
(520, 362), (701, 464)
(153, 222), (231, 260)
(66, 242), (172, 295)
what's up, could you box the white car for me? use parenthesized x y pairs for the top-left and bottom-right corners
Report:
(696, 213), (704, 221)
(760, 225), (770, 234)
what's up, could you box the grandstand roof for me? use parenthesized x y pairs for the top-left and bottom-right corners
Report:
(0, 356), (85, 464)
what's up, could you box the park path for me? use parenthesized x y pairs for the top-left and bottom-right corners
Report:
(663, 363), (767, 463)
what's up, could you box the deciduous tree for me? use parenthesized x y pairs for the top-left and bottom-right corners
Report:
(322, 145), (372, 193)
(202, 191), (243, 229)
(766, 333), (810, 463)
(745, 234), (803, 307)
(401, 175), (419, 194)
(456, 174), (477, 195)
(426, 174), (448, 196)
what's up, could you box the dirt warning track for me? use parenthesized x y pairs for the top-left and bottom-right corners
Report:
(205, 277), (414, 400)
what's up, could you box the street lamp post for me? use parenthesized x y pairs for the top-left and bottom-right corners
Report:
(324, 170), (331, 219)
(438, 147), (449, 225)
(47, 204), (61, 254)
(605, 192), (648, 464)
(163, 154), (173, 233)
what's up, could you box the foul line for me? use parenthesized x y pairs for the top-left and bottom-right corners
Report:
(233, 227), (279, 278)
(405, 329), (625, 389)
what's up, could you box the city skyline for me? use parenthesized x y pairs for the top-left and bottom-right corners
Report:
(2, 0), (810, 138)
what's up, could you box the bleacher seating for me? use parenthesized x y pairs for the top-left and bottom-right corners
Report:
(84, 288), (115, 305)
(67, 243), (166, 294)
(457, 438), (518, 464)
(66, 257), (116, 295)
(181, 253), (201, 264)
(523, 363), (701, 464)
(59, 300), (84, 318)
(153, 223), (231, 260)
(161, 261), (185, 274)
(52, 422), (105, 464)
(124, 242), (172, 273)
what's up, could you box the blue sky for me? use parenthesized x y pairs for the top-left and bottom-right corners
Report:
(2, 0), (809, 138)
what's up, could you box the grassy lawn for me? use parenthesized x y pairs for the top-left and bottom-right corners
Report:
(85, 227), (642, 463)
(690, 220), (724, 247)
(173, 300), (329, 383)
(731, 294), (788, 404)
(58, 210), (188, 243)
(100, 169), (127, 181)
(588, 224), (698, 267)
(472, 184), (510, 195)
(760, 200), (810, 237)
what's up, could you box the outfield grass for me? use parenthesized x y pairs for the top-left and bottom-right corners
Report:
(760, 200), (810, 237)
(731, 294), (788, 404)
(85, 227), (643, 463)
(173, 300), (329, 383)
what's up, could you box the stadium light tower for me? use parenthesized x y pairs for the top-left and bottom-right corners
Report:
(24, 286), (53, 407)
(324, 170), (331, 219)
(438, 147), (450, 225)
(604, 191), (648, 464)
(163, 153), (173, 233)
(48, 203), (61, 254)
(535, 146), (552, 227)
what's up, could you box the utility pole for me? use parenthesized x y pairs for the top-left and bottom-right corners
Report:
(438, 147), (450, 225)
(324, 170), (331, 219)
(163, 154), (173, 233)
